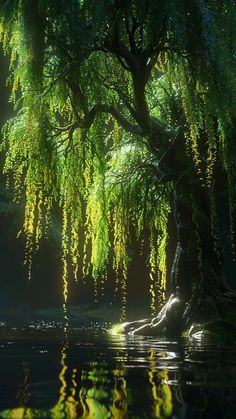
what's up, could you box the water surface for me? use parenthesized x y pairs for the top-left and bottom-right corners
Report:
(0, 320), (236, 418)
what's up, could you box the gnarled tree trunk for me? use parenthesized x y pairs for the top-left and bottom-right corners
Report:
(123, 140), (236, 337)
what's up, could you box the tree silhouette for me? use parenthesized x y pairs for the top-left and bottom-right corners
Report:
(1, 0), (236, 333)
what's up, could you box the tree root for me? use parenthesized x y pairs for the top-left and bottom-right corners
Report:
(109, 286), (236, 337)
(119, 294), (180, 336)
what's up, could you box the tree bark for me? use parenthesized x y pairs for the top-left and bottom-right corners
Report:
(166, 177), (236, 335)
(125, 162), (236, 337)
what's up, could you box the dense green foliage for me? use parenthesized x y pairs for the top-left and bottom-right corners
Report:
(1, 0), (236, 314)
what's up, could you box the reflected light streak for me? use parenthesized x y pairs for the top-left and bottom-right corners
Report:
(148, 349), (173, 418)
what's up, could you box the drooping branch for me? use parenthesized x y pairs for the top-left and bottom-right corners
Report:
(55, 104), (146, 136)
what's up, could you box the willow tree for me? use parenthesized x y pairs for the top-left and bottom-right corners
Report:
(1, 0), (236, 334)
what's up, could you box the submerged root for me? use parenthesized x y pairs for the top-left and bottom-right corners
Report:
(109, 294), (181, 336)
(109, 282), (236, 338)
(109, 318), (151, 336)
(188, 319), (236, 342)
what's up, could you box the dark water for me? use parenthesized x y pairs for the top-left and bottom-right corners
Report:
(0, 321), (236, 418)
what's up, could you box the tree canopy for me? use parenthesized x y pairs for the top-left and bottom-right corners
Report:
(1, 0), (236, 318)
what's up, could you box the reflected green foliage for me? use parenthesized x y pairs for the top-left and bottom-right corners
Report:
(0, 1), (236, 314)
(0, 342), (173, 419)
(1, 321), (236, 418)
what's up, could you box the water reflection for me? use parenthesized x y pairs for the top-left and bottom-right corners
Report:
(148, 350), (172, 418)
(0, 323), (236, 418)
(51, 343), (129, 418)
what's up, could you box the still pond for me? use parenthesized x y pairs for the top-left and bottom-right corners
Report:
(0, 320), (235, 418)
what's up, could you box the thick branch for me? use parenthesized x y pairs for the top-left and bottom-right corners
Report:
(56, 104), (145, 136)
(85, 104), (144, 134)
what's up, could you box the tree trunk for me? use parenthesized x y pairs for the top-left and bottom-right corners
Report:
(165, 178), (236, 335)
(120, 133), (236, 337)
